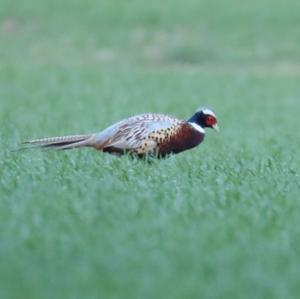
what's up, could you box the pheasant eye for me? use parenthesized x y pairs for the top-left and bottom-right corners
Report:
(206, 116), (216, 126)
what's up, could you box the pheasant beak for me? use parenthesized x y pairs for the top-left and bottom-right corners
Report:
(212, 123), (219, 132)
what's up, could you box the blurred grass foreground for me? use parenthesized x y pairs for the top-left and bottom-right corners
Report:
(0, 1), (300, 299)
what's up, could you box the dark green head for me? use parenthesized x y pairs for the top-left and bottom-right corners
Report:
(188, 107), (219, 131)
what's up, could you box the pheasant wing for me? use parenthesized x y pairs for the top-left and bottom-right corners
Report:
(94, 113), (182, 150)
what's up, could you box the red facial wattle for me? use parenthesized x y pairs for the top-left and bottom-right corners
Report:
(206, 116), (216, 127)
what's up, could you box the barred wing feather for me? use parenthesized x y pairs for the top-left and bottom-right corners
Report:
(94, 113), (182, 150)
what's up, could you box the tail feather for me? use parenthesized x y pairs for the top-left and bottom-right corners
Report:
(23, 134), (94, 150)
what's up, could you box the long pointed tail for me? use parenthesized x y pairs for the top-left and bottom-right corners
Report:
(23, 134), (95, 150)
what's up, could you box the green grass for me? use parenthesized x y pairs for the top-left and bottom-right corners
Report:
(1, 0), (300, 298)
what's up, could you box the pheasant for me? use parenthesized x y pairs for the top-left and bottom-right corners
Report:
(23, 107), (219, 158)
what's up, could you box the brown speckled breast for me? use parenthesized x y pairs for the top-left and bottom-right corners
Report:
(157, 123), (205, 157)
(130, 123), (204, 157)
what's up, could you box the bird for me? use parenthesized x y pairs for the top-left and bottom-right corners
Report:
(23, 107), (219, 158)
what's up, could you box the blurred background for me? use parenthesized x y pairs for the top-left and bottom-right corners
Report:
(1, 0), (299, 137)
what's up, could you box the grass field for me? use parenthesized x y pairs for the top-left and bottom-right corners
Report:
(1, 0), (300, 298)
